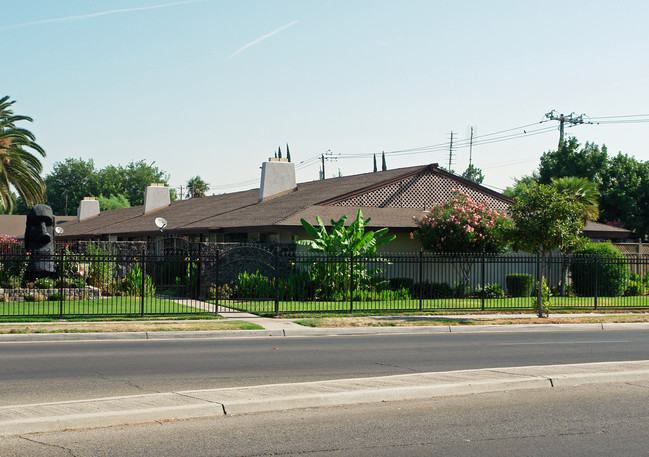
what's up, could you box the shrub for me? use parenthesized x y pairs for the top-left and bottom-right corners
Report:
(207, 283), (233, 300)
(389, 278), (415, 292)
(123, 264), (156, 297)
(625, 280), (646, 296)
(33, 277), (57, 289)
(279, 271), (315, 301)
(414, 281), (454, 299)
(48, 292), (63, 301)
(57, 278), (87, 289)
(506, 274), (534, 297)
(234, 271), (273, 299)
(471, 283), (505, 299)
(570, 243), (630, 297)
(85, 243), (117, 291)
(24, 293), (46, 302)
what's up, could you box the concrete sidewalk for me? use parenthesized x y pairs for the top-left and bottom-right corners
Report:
(2, 360), (648, 436)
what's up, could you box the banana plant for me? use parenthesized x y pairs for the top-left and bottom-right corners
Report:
(298, 209), (395, 299)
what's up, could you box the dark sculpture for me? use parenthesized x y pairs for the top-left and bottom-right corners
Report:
(24, 204), (56, 280)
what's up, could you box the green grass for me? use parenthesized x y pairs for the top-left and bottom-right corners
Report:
(212, 295), (649, 315)
(0, 296), (212, 319)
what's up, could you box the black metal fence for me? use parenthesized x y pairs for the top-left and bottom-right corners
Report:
(1, 243), (648, 318)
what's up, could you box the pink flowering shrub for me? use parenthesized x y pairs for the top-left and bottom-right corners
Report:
(411, 190), (511, 254)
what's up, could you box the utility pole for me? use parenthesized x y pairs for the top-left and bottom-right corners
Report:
(468, 126), (474, 181)
(178, 185), (184, 200)
(448, 131), (455, 172)
(320, 149), (336, 180)
(544, 110), (587, 148)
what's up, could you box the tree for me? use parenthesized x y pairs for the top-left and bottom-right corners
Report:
(286, 143), (291, 162)
(538, 137), (608, 185)
(599, 153), (649, 238)
(412, 190), (511, 293)
(373, 154), (377, 173)
(412, 190), (511, 254)
(503, 173), (539, 200)
(45, 158), (96, 215)
(277, 146), (282, 159)
(381, 151), (387, 171)
(551, 176), (599, 222)
(298, 209), (395, 299)
(186, 176), (209, 198)
(44, 158), (171, 214)
(0, 96), (46, 212)
(509, 184), (585, 317)
(122, 160), (170, 206)
(97, 194), (130, 211)
(461, 164), (484, 184)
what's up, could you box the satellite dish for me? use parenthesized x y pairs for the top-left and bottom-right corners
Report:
(154, 217), (168, 230)
(55, 226), (64, 235)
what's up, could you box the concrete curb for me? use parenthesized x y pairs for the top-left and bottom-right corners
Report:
(1, 321), (649, 343)
(2, 360), (648, 436)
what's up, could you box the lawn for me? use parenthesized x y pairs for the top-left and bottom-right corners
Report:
(213, 295), (649, 315)
(0, 296), (212, 318)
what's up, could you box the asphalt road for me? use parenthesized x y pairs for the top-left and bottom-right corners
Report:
(1, 329), (648, 406)
(3, 381), (649, 456)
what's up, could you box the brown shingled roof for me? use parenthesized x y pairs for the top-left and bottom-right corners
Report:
(59, 164), (514, 239)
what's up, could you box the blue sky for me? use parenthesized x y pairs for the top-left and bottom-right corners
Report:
(3, 0), (648, 197)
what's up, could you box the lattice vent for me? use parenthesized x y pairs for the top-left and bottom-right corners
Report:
(330, 171), (510, 212)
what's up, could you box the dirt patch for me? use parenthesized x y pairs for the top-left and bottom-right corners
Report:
(299, 314), (649, 328)
(0, 321), (261, 334)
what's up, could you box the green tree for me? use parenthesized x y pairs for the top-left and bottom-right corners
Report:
(381, 151), (387, 171)
(186, 176), (209, 198)
(45, 158), (96, 215)
(0, 96), (46, 212)
(503, 173), (539, 200)
(91, 165), (125, 198)
(298, 209), (395, 299)
(509, 184), (585, 317)
(461, 164), (484, 184)
(286, 143), (291, 162)
(373, 154), (377, 173)
(412, 190), (511, 254)
(412, 190), (511, 293)
(551, 176), (599, 222)
(599, 153), (649, 238)
(96, 193), (131, 211)
(538, 137), (608, 185)
(122, 160), (170, 206)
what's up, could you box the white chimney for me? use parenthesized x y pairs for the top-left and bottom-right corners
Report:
(143, 183), (171, 213)
(77, 197), (100, 221)
(259, 158), (297, 202)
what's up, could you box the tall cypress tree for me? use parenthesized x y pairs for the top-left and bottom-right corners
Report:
(373, 154), (377, 172)
(286, 143), (291, 162)
(381, 151), (387, 171)
(278, 146), (282, 159)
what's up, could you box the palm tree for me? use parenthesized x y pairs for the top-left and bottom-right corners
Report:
(186, 176), (209, 198)
(551, 176), (599, 221)
(0, 96), (46, 212)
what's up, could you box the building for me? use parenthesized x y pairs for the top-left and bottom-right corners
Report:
(58, 161), (512, 250)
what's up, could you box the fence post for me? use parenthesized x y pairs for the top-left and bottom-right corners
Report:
(418, 249), (423, 311)
(536, 251), (541, 312)
(481, 250), (486, 311)
(594, 254), (599, 310)
(140, 252), (145, 317)
(214, 248), (220, 316)
(59, 250), (64, 318)
(274, 248), (280, 316)
(349, 251), (354, 314)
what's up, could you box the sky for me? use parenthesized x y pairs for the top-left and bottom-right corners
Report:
(3, 0), (649, 198)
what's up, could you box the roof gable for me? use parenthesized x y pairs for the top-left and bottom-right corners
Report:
(319, 165), (512, 212)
